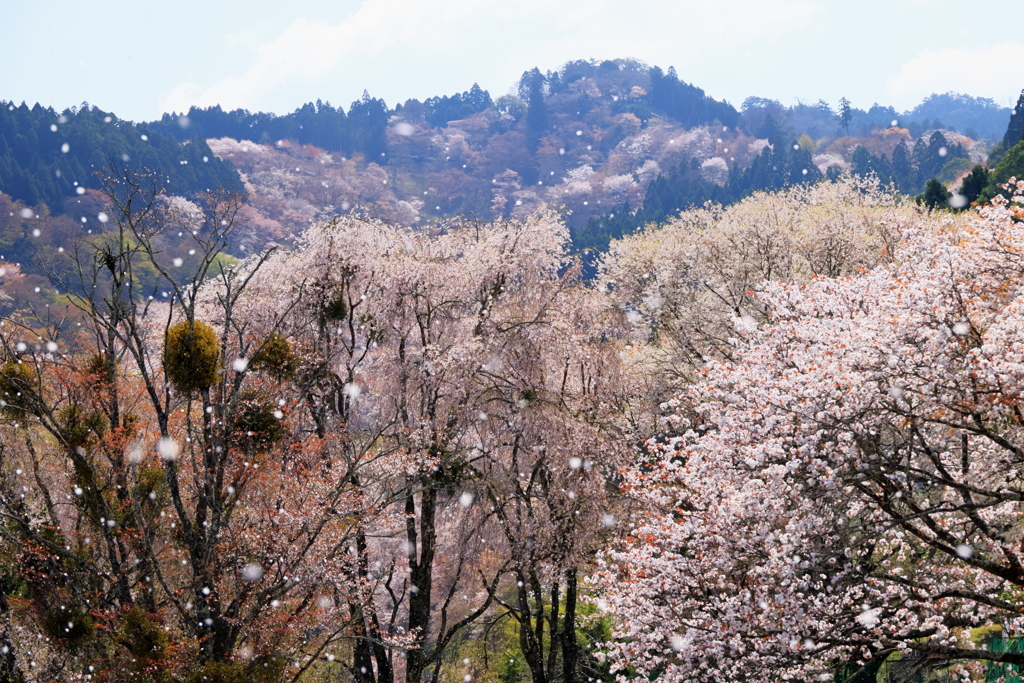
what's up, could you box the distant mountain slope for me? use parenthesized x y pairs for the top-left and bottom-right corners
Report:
(904, 92), (1010, 139)
(0, 101), (240, 214)
(0, 58), (1013, 256)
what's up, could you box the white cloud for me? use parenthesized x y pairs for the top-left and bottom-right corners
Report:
(886, 42), (1024, 111)
(159, 0), (818, 115)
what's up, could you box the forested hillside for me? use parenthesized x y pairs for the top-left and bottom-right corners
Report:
(1, 58), (1020, 317)
(0, 58), (1012, 250)
(0, 102), (239, 213)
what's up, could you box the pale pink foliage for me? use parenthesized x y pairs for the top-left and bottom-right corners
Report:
(596, 182), (1024, 682)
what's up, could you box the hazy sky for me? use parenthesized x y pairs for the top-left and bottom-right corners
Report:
(5, 0), (1024, 122)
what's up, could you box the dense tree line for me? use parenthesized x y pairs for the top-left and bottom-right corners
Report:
(2, 59), (1016, 289)
(422, 84), (493, 129)
(647, 66), (739, 129)
(0, 101), (238, 212)
(150, 92), (391, 160)
(574, 138), (821, 263)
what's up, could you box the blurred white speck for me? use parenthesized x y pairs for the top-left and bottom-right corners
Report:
(32, 229), (40, 237)
(97, 212), (108, 223)
(601, 513), (615, 528)
(948, 194), (967, 209)
(273, 410), (284, 419)
(242, 563), (264, 581)
(344, 383), (361, 399)
(141, 134), (148, 141)
(956, 544), (973, 559)
(61, 143), (70, 153)
(173, 258), (183, 267)
(856, 607), (881, 627)
(891, 119), (898, 127)
(938, 146), (947, 157)
(45, 341), (57, 353)
(232, 358), (249, 372)
(157, 437), (179, 461)
(888, 386), (904, 400)
(394, 122), (415, 136)
(569, 457), (582, 469)
(953, 322), (970, 335)
(19, 208), (33, 219)
(459, 492), (474, 507)
(669, 635), (685, 652)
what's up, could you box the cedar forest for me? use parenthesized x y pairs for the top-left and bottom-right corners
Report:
(4, 58), (1024, 683)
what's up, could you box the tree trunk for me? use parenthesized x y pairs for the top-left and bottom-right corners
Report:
(405, 476), (437, 683)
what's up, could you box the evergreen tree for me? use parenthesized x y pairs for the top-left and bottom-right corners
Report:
(648, 66), (739, 128)
(959, 165), (990, 207)
(921, 178), (950, 210)
(348, 91), (389, 160)
(891, 141), (915, 193)
(0, 101), (240, 213)
(835, 97), (853, 136)
(1002, 89), (1024, 151)
(521, 68), (548, 151)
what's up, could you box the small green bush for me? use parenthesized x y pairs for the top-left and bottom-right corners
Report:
(57, 405), (108, 451)
(164, 320), (220, 394)
(231, 390), (284, 453)
(251, 333), (299, 382)
(0, 359), (38, 415)
(41, 606), (95, 647)
(185, 654), (285, 683)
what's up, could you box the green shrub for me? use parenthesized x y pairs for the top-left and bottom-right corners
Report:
(41, 606), (94, 647)
(231, 390), (284, 453)
(185, 655), (285, 683)
(57, 405), (108, 451)
(251, 333), (299, 382)
(84, 352), (116, 384)
(0, 359), (38, 415)
(164, 320), (220, 394)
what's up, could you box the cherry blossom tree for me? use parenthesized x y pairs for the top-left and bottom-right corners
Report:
(596, 183), (1024, 682)
(245, 208), (628, 683)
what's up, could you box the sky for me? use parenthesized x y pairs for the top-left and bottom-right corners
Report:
(4, 0), (1024, 122)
